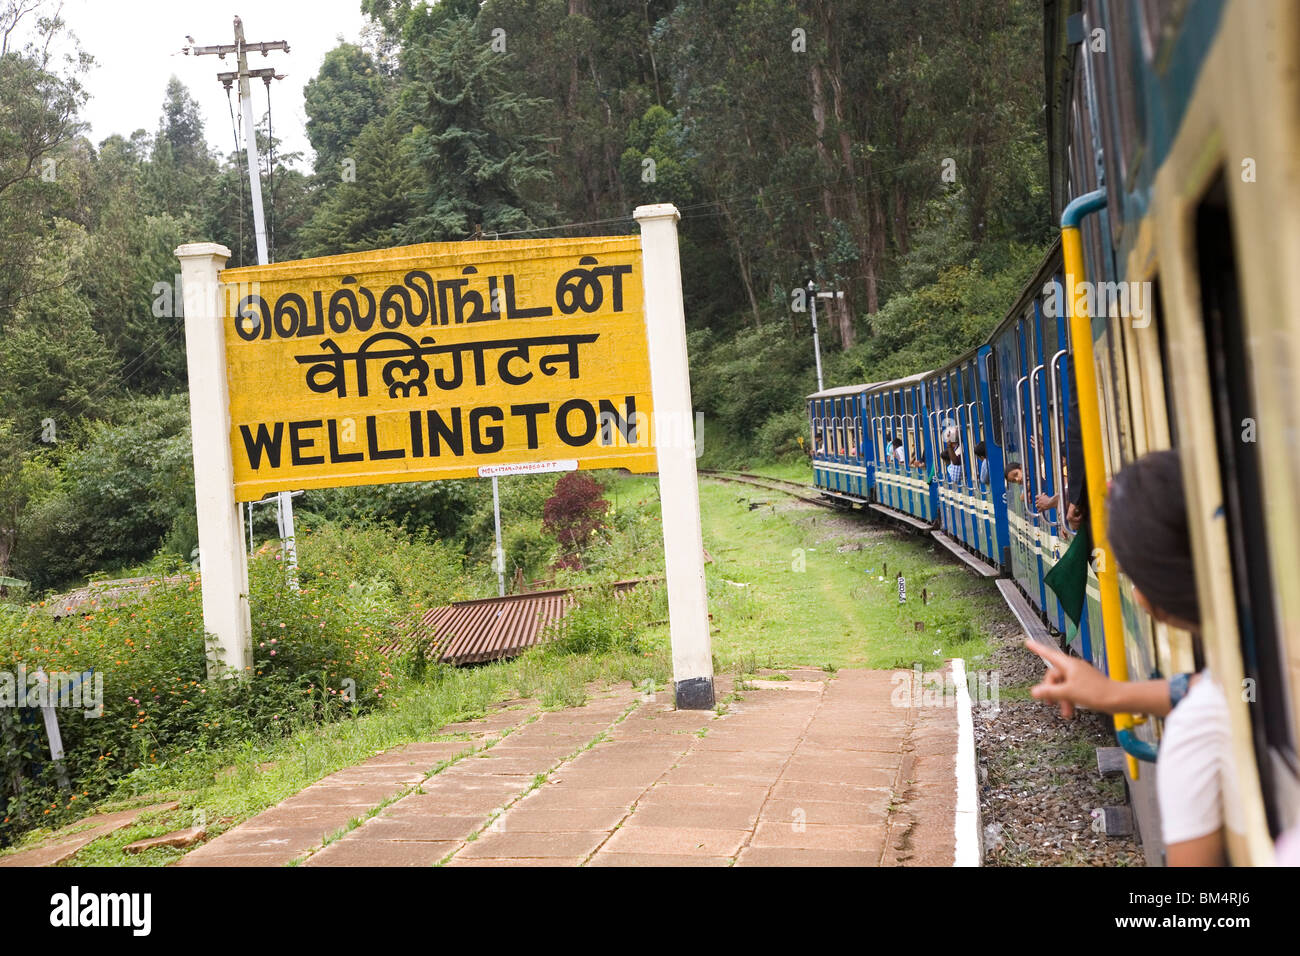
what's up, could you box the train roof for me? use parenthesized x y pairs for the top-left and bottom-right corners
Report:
(863, 371), (930, 392)
(806, 382), (884, 399)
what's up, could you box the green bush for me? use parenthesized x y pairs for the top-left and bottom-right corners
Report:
(754, 407), (810, 462)
(12, 394), (195, 591)
(543, 586), (656, 657)
(0, 517), (477, 847)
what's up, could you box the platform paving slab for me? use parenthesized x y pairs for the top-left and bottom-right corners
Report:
(170, 666), (964, 868)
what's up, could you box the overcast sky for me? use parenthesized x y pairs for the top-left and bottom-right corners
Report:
(61, 0), (373, 166)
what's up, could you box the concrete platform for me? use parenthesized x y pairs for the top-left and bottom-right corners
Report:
(174, 668), (967, 867)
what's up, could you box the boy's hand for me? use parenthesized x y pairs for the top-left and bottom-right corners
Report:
(1066, 502), (1083, 530)
(1024, 638), (1115, 718)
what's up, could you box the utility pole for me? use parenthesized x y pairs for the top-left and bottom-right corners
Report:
(189, 18), (298, 578)
(807, 279), (824, 392)
(491, 477), (505, 597)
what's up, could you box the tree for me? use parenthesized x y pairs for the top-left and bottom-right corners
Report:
(141, 77), (215, 221)
(399, 15), (556, 241)
(0, 0), (88, 327)
(304, 42), (390, 179)
(297, 111), (418, 257)
(0, 220), (120, 441)
(542, 472), (608, 569)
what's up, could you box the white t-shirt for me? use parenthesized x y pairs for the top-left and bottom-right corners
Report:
(1156, 673), (1243, 845)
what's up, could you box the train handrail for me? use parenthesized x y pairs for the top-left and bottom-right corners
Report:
(927, 408), (939, 476)
(1062, 187), (1140, 778)
(1014, 374), (1029, 502)
(1048, 348), (1069, 536)
(1029, 363), (1046, 526)
(1016, 374), (1037, 530)
(965, 400), (980, 491)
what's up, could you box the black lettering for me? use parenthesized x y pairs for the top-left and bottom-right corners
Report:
(556, 399), (597, 447)
(299, 291), (325, 336)
(504, 274), (553, 319)
(510, 403), (550, 450)
(366, 415), (405, 460)
(598, 396), (637, 445)
(606, 264), (632, 311)
(289, 419), (324, 466)
(327, 418), (363, 463)
(470, 406), (505, 454)
(426, 409), (464, 456)
(409, 410), (424, 458)
(239, 422), (284, 469)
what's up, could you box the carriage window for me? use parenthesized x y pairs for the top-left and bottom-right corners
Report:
(987, 351), (1002, 441)
(1198, 176), (1297, 832)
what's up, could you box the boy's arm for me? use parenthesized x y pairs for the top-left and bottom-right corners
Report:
(1025, 639), (1175, 718)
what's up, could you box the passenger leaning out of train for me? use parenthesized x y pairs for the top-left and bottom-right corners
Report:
(973, 442), (990, 486)
(1025, 450), (1240, 866)
(939, 447), (963, 483)
(889, 437), (905, 465)
(1033, 451), (1082, 529)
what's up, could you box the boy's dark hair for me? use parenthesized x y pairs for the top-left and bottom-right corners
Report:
(1004, 461), (1021, 479)
(890, 437), (902, 449)
(974, 441), (986, 459)
(1107, 450), (1199, 627)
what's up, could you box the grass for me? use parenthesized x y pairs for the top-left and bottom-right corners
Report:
(13, 462), (1015, 866)
(681, 479), (1006, 671)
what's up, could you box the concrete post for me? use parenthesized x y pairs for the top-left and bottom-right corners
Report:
(175, 242), (252, 679)
(633, 204), (714, 709)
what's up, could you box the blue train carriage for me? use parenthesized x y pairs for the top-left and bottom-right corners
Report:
(807, 384), (874, 504)
(923, 346), (1007, 580)
(1049, 0), (1300, 864)
(983, 240), (1093, 657)
(861, 373), (938, 530)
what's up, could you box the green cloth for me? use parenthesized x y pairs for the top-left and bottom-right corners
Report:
(1045, 520), (1092, 627)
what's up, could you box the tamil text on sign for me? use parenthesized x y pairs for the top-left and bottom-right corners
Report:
(219, 237), (656, 502)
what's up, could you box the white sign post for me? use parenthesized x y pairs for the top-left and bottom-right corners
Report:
(633, 204), (715, 709)
(176, 242), (252, 679)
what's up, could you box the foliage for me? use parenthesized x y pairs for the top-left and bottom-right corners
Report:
(542, 585), (652, 657)
(10, 395), (194, 590)
(542, 473), (609, 568)
(398, 14), (557, 240)
(0, 516), (479, 846)
(689, 324), (817, 438)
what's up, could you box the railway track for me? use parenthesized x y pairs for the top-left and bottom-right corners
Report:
(697, 469), (837, 509)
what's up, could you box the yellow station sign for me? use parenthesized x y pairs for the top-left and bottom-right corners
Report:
(219, 237), (656, 502)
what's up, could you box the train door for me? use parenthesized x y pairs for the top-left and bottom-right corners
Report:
(958, 363), (980, 549)
(976, 346), (1008, 567)
(959, 360), (984, 556)
(1035, 294), (1066, 631)
(850, 392), (864, 498)
(1010, 314), (1041, 607)
(921, 378), (941, 520)
(899, 387), (909, 515)
(908, 384), (927, 520)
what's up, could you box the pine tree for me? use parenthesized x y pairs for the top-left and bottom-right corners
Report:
(400, 16), (556, 241)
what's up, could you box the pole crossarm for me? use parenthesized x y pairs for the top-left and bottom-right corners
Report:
(190, 41), (289, 57)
